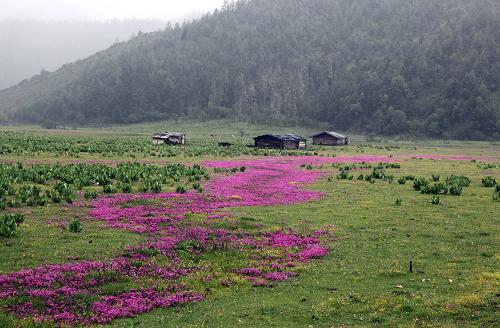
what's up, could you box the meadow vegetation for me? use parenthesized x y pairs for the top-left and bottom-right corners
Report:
(0, 124), (498, 327)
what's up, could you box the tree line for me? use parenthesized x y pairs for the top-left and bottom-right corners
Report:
(1, 0), (499, 139)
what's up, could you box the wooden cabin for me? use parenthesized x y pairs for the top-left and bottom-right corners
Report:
(152, 132), (186, 145)
(254, 134), (307, 150)
(311, 131), (349, 146)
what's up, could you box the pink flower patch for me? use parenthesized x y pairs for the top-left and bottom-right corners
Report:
(298, 245), (329, 262)
(238, 268), (263, 277)
(0, 156), (382, 325)
(264, 272), (289, 281)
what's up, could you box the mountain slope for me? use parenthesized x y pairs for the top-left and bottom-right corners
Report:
(1, 0), (499, 139)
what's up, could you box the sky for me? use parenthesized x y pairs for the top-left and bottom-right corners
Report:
(0, 0), (226, 89)
(0, 0), (225, 21)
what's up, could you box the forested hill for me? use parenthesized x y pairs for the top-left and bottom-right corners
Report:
(0, 0), (499, 139)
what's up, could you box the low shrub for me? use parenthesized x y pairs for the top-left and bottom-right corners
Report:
(103, 184), (118, 194)
(84, 190), (98, 199)
(139, 183), (150, 193)
(176, 185), (187, 194)
(375, 162), (401, 169)
(371, 169), (386, 179)
(11, 213), (24, 224)
(119, 183), (133, 193)
(481, 176), (496, 188)
(410, 175), (471, 197)
(193, 182), (203, 193)
(395, 198), (402, 206)
(337, 170), (352, 180)
(449, 184), (463, 196)
(48, 190), (61, 203)
(0, 213), (24, 238)
(493, 185), (500, 201)
(421, 182), (448, 195)
(0, 218), (17, 237)
(446, 175), (471, 188)
(413, 178), (429, 191)
(431, 196), (441, 205)
(363, 169), (387, 183)
(69, 219), (82, 233)
(150, 181), (162, 193)
(365, 176), (375, 184)
(53, 182), (76, 203)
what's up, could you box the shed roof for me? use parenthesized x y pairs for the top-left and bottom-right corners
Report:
(311, 131), (347, 139)
(254, 134), (307, 142)
(152, 132), (185, 139)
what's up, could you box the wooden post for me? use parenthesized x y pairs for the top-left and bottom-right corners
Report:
(409, 261), (413, 273)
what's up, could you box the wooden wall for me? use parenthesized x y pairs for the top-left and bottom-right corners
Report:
(312, 134), (347, 146)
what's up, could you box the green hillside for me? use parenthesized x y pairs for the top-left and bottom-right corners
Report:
(0, 0), (499, 139)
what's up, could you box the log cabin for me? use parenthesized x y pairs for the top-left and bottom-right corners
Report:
(152, 132), (186, 145)
(254, 134), (307, 149)
(311, 131), (349, 146)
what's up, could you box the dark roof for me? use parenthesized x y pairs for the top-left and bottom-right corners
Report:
(311, 131), (347, 139)
(254, 134), (307, 142)
(152, 132), (185, 139)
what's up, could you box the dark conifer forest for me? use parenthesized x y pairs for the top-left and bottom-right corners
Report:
(0, 0), (498, 139)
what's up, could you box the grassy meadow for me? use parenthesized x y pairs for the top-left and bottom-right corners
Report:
(0, 121), (498, 327)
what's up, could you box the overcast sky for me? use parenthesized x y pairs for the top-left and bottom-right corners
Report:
(0, 0), (225, 21)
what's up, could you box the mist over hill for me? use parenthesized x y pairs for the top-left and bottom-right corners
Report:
(0, 0), (499, 139)
(0, 19), (169, 90)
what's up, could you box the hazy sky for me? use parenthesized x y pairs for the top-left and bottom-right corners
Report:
(0, 0), (225, 21)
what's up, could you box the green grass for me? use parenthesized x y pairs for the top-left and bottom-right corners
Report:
(0, 204), (145, 273)
(0, 124), (499, 327)
(1, 120), (499, 165)
(109, 158), (499, 327)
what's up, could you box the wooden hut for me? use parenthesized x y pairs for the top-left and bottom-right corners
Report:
(311, 131), (349, 146)
(152, 132), (186, 145)
(253, 134), (307, 150)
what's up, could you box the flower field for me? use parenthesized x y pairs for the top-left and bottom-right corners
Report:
(3, 156), (380, 325)
(0, 126), (499, 327)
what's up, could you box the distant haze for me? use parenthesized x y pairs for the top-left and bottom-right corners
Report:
(0, 0), (224, 21)
(0, 0), (224, 89)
